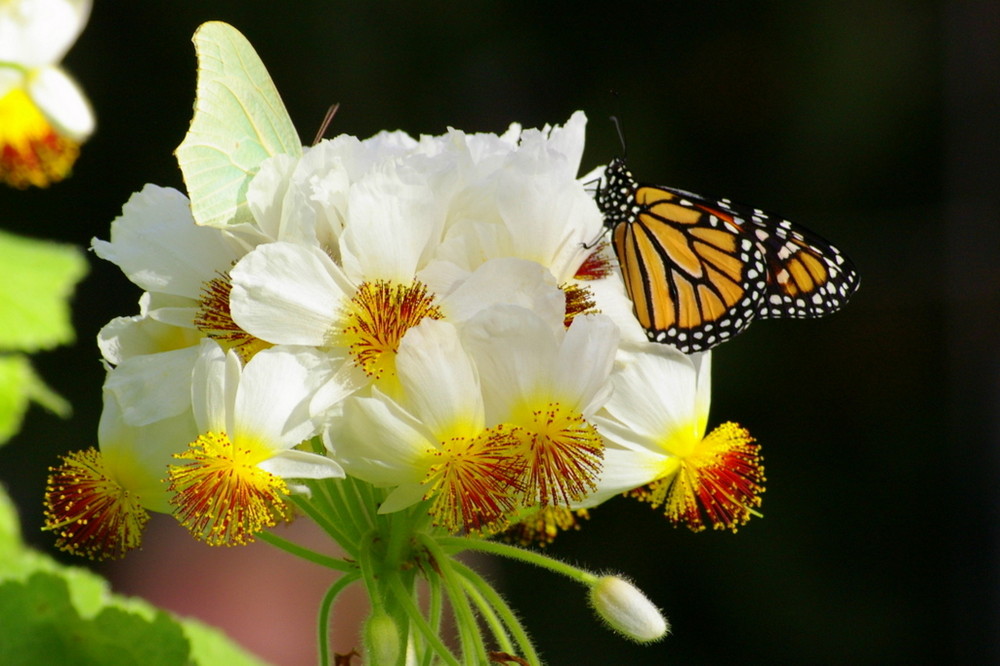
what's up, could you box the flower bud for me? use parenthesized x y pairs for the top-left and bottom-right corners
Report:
(363, 608), (402, 665)
(588, 575), (669, 643)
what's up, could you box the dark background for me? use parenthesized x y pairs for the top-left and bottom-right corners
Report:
(2, 1), (998, 664)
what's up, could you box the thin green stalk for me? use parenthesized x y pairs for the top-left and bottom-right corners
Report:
(258, 531), (355, 573)
(450, 558), (539, 665)
(289, 493), (360, 558)
(437, 536), (597, 586)
(349, 475), (382, 526)
(317, 574), (360, 666)
(315, 478), (367, 547)
(418, 534), (486, 666)
(386, 573), (461, 666)
(453, 565), (513, 654)
(421, 575), (445, 666)
(358, 530), (386, 611)
(325, 477), (367, 539)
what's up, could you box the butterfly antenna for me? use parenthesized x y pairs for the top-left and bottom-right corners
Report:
(312, 103), (341, 146)
(610, 115), (627, 158)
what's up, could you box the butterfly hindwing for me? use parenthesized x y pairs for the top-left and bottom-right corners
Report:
(719, 202), (859, 320)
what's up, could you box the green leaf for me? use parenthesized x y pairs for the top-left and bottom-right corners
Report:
(0, 354), (70, 446)
(176, 21), (302, 229)
(0, 573), (190, 666)
(0, 230), (87, 352)
(0, 485), (267, 666)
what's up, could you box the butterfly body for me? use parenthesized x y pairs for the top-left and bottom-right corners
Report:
(596, 157), (859, 353)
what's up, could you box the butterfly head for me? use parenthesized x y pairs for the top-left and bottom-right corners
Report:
(596, 157), (639, 228)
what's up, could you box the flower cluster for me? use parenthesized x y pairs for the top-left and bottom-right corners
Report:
(44, 112), (763, 562)
(0, 0), (94, 188)
(40, 21), (769, 660)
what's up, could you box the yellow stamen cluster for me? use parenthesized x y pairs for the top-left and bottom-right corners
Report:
(340, 280), (443, 380)
(424, 425), (525, 535)
(633, 422), (765, 532)
(561, 282), (598, 328)
(501, 506), (590, 547)
(195, 274), (272, 362)
(0, 87), (79, 188)
(42, 447), (149, 560)
(168, 432), (293, 546)
(515, 402), (604, 507)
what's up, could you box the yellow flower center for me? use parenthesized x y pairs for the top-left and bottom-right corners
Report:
(168, 432), (293, 546)
(500, 505), (590, 547)
(423, 424), (525, 535)
(195, 273), (272, 362)
(0, 86), (79, 188)
(42, 447), (149, 560)
(561, 282), (598, 328)
(632, 421), (765, 532)
(512, 401), (604, 507)
(338, 279), (443, 383)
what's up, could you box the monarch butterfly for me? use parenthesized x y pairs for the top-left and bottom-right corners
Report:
(595, 157), (859, 353)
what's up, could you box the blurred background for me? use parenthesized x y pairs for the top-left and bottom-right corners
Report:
(2, 1), (997, 663)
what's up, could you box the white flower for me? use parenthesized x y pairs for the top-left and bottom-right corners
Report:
(590, 345), (765, 532)
(331, 318), (523, 533)
(0, 0), (94, 187)
(168, 341), (343, 545)
(92, 185), (265, 425)
(461, 306), (619, 507)
(43, 366), (197, 560)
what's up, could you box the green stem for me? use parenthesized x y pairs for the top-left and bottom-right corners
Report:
(387, 573), (461, 666)
(258, 531), (356, 573)
(453, 564), (512, 654)
(421, 574), (445, 666)
(358, 530), (386, 611)
(450, 558), (539, 665)
(438, 536), (597, 585)
(317, 574), (360, 666)
(289, 492), (360, 558)
(418, 534), (486, 666)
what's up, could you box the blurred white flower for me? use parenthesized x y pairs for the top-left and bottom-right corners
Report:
(0, 0), (94, 187)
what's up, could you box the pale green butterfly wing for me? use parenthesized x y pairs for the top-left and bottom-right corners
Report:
(176, 21), (302, 228)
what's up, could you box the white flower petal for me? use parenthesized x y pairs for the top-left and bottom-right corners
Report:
(461, 305), (558, 421)
(340, 164), (442, 281)
(396, 319), (483, 440)
(575, 446), (668, 508)
(104, 346), (199, 426)
(27, 66), (94, 140)
(259, 449), (344, 480)
(97, 311), (200, 365)
(439, 258), (565, 330)
(99, 389), (196, 514)
(92, 185), (241, 298)
(555, 314), (619, 415)
(594, 346), (707, 454)
(0, 0), (91, 66)
(229, 242), (353, 345)
(232, 347), (318, 449)
(190, 340), (227, 433)
(330, 393), (431, 486)
(379, 483), (429, 514)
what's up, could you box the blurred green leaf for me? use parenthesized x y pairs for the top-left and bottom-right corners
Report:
(0, 485), (267, 665)
(0, 354), (70, 446)
(0, 230), (87, 352)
